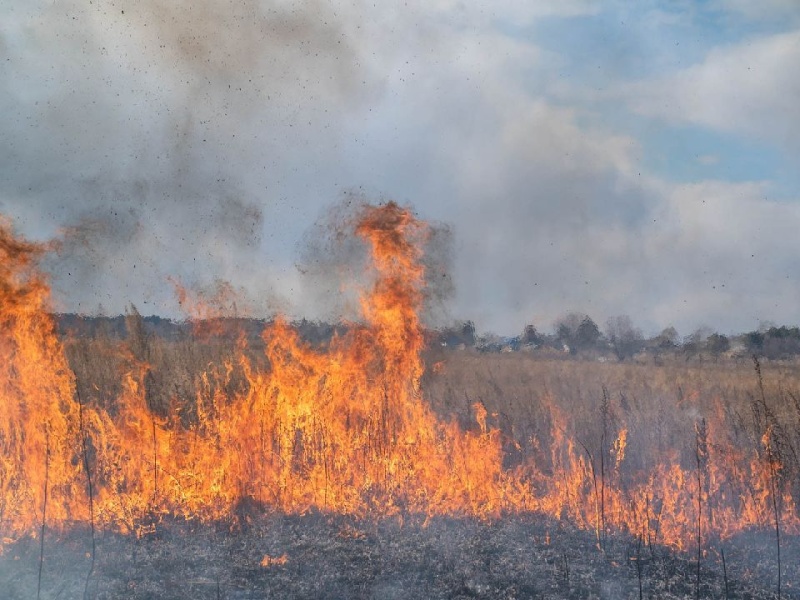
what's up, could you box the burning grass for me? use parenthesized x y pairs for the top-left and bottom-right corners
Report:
(2, 203), (800, 597)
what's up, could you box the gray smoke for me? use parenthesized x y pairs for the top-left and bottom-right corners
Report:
(1, 0), (375, 316)
(3, 1), (798, 334)
(297, 193), (455, 326)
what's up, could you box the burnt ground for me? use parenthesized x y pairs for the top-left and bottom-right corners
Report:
(1, 513), (797, 599)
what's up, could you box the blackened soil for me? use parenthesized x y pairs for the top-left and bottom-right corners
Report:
(1, 513), (797, 599)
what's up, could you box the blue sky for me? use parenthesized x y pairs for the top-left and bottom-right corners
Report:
(1, 0), (799, 336)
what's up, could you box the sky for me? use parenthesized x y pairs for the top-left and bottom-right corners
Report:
(1, 0), (799, 336)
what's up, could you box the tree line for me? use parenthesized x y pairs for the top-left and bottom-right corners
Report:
(56, 312), (800, 362)
(437, 314), (800, 361)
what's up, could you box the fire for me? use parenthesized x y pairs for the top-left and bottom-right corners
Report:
(0, 204), (798, 552)
(0, 219), (82, 534)
(260, 553), (288, 567)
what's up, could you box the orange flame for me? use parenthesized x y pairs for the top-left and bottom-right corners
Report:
(0, 205), (798, 552)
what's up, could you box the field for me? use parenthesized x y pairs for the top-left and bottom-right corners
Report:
(2, 205), (799, 598)
(2, 327), (797, 599)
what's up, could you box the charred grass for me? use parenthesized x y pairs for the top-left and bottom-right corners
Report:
(2, 513), (796, 599)
(9, 328), (799, 599)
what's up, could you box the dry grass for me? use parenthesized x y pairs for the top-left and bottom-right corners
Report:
(63, 322), (800, 507)
(28, 325), (800, 598)
(422, 350), (800, 476)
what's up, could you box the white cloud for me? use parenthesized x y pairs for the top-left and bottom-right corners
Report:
(622, 30), (800, 148)
(3, 0), (800, 337)
(432, 78), (800, 335)
(639, 180), (800, 333)
(297, 10), (800, 336)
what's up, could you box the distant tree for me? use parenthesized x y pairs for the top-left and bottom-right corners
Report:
(556, 324), (572, 352)
(605, 315), (644, 361)
(683, 326), (713, 358)
(476, 331), (503, 353)
(521, 324), (541, 346)
(554, 312), (584, 354)
(575, 316), (602, 350)
(439, 320), (476, 347)
(706, 333), (730, 355)
(554, 312), (602, 354)
(745, 330), (765, 353)
(656, 326), (680, 349)
(760, 325), (800, 359)
(461, 320), (476, 346)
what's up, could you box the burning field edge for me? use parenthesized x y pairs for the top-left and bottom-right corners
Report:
(2, 202), (800, 598)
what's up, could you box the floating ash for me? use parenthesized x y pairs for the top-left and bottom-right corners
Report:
(0, 203), (518, 539)
(0, 202), (799, 598)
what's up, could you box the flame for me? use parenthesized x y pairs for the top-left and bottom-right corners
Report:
(0, 204), (798, 551)
(260, 553), (288, 567)
(0, 220), (82, 534)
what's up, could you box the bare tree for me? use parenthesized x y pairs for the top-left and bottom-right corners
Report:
(554, 312), (602, 355)
(605, 315), (644, 361)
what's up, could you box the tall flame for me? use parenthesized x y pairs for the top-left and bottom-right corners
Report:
(0, 204), (797, 551)
(0, 219), (81, 533)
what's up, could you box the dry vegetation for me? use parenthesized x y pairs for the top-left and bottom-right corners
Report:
(4, 204), (799, 598)
(423, 349), (800, 479)
(23, 323), (795, 598)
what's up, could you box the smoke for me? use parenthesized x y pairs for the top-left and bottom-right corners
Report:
(4, 1), (797, 334)
(297, 193), (454, 325)
(0, 0), (376, 316)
